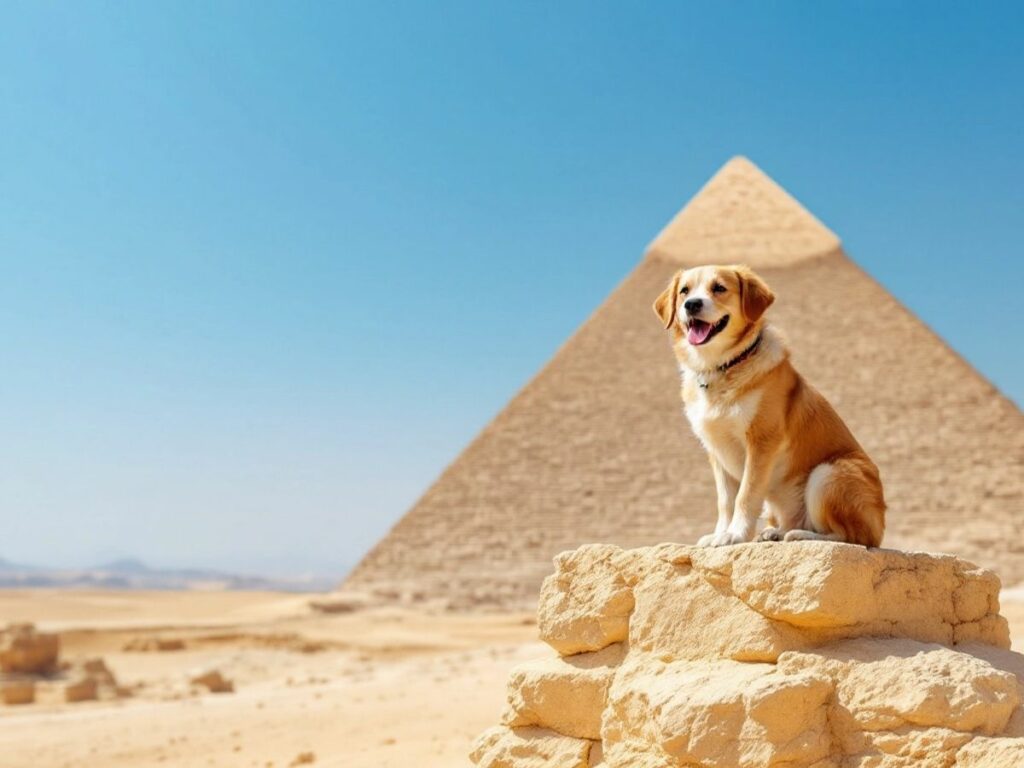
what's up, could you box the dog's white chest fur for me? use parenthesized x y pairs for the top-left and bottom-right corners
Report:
(684, 385), (762, 478)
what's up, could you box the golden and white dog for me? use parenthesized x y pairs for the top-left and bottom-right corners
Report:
(653, 264), (885, 547)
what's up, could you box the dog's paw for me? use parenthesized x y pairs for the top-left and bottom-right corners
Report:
(696, 533), (717, 547)
(757, 527), (783, 542)
(783, 529), (831, 542)
(710, 530), (746, 547)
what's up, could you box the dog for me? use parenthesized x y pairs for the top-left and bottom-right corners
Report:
(653, 264), (885, 547)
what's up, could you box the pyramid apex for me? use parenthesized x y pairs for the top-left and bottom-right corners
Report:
(720, 154), (757, 170)
(646, 156), (841, 268)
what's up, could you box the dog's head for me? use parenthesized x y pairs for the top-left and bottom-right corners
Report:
(653, 265), (774, 358)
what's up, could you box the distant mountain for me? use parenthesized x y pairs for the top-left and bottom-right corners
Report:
(0, 556), (335, 592)
(96, 558), (152, 573)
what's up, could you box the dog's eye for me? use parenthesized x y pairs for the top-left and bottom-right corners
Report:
(679, 285), (689, 295)
(711, 283), (727, 294)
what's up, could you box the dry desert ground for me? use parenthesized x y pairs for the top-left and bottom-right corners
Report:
(1, 585), (1023, 768)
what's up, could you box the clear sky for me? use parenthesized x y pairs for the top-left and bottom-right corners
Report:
(1, 3), (1021, 577)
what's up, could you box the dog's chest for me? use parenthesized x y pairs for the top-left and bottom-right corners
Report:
(684, 388), (762, 465)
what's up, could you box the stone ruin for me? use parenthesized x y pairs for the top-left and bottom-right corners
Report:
(0, 623), (122, 705)
(472, 542), (1024, 768)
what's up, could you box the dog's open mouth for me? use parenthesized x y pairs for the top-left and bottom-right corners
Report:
(687, 315), (729, 346)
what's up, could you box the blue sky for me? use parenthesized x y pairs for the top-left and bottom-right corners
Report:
(1, 3), (1021, 577)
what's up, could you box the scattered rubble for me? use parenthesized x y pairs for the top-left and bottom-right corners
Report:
(123, 637), (187, 652)
(0, 623), (127, 706)
(0, 623), (59, 674)
(64, 676), (98, 703)
(1, 680), (35, 705)
(191, 669), (234, 693)
(309, 591), (371, 614)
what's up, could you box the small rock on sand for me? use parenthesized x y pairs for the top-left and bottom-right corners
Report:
(81, 657), (117, 687)
(1, 680), (36, 705)
(308, 591), (370, 614)
(0, 623), (59, 674)
(290, 752), (315, 766)
(191, 669), (234, 693)
(124, 637), (186, 652)
(64, 677), (98, 703)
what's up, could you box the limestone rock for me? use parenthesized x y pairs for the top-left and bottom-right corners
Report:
(471, 726), (593, 768)
(0, 623), (59, 674)
(537, 545), (634, 655)
(955, 736), (1024, 767)
(503, 644), (624, 740)
(1, 680), (35, 705)
(687, 544), (1008, 645)
(604, 656), (833, 768)
(309, 591), (372, 614)
(778, 638), (1020, 736)
(191, 669), (234, 693)
(962, 643), (1024, 737)
(55, 656), (125, 702)
(476, 542), (1024, 768)
(80, 657), (117, 687)
(540, 542), (1009, 661)
(64, 677), (98, 702)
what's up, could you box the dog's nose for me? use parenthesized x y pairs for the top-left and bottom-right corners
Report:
(684, 298), (703, 314)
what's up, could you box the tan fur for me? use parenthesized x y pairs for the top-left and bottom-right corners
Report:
(654, 272), (681, 329)
(653, 264), (885, 547)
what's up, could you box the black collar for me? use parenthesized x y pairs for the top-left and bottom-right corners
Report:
(717, 332), (763, 373)
(696, 332), (763, 390)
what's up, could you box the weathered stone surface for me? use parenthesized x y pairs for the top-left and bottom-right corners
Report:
(0, 623), (59, 674)
(962, 643), (1024, 737)
(627, 546), (807, 662)
(541, 542), (1009, 661)
(64, 676), (98, 702)
(689, 544), (1002, 630)
(470, 726), (593, 768)
(778, 638), (1019, 736)
(538, 545), (634, 655)
(845, 727), (973, 768)
(191, 669), (234, 693)
(603, 656), (833, 768)
(80, 657), (117, 688)
(955, 736), (1024, 767)
(476, 542), (1024, 768)
(1, 680), (35, 705)
(503, 644), (624, 740)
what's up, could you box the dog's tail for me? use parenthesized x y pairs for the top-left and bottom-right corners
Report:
(805, 455), (886, 547)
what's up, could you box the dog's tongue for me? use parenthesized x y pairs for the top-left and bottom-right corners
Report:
(688, 320), (713, 345)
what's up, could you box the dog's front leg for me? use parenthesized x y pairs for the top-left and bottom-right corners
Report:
(698, 457), (738, 546)
(715, 443), (779, 546)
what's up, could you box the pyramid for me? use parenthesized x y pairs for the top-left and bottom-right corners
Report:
(345, 157), (1024, 609)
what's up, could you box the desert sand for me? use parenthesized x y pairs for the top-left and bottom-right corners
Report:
(0, 582), (1023, 768)
(0, 589), (539, 768)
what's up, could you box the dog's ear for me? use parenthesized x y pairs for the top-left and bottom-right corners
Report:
(735, 266), (775, 322)
(653, 272), (682, 329)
